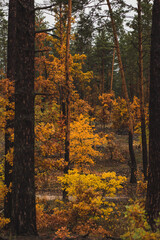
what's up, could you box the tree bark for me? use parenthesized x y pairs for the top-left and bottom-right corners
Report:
(106, 0), (137, 183)
(101, 54), (105, 94)
(110, 47), (115, 92)
(63, 0), (72, 201)
(137, 0), (148, 180)
(12, 0), (37, 235)
(59, 3), (66, 118)
(146, 0), (160, 230)
(4, 0), (16, 221)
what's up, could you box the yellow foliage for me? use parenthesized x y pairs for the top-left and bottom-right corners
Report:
(122, 200), (160, 240)
(112, 97), (129, 131)
(96, 92), (115, 125)
(53, 169), (126, 235)
(111, 96), (149, 134)
(5, 147), (13, 167)
(0, 217), (10, 229)
(55, 226), (71, 239)
(55, 169), (126, 236)
(70, 114), (107, 169)
(0, 179), (10, 230)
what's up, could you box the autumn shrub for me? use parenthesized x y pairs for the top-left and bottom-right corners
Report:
(0, 167), (10, 230)
(70, 114), (108, 169)
(136, 171), (148, 197)
(105, 132), (125, 162)
(36, 202), (54, 231)
(36, 201), (70, 232)
(52, 169), (127, 237)
(111, 96), (143, 133)
(96, 92), (115, 127)
(122, 200), (160, 240)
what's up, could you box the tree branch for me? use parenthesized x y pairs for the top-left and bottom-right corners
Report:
(34, 3), (58, 11)
(35, 49), (50, 53)
(34, 93), (55, 96)
(35, 28), (55, 34)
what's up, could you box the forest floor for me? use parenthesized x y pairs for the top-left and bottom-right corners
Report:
(33, 125), (144, 240)
(0, 124), (145, 240)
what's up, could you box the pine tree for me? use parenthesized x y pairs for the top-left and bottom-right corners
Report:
(12, 0), (37, 235)
(146, 0), (160, 231)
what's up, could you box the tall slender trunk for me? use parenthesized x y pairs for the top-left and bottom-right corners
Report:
(59, 3), (66, 118)
(63, 0), (72, 201)
(110, 47), (115, 92)
(12, 0), (37, 235)
(106, 0), (137, 183)
(146, 0), (160, 231)
(101, 55), (105, 94)
(4, 0), (16, 221)
(137, 0), (148, 180)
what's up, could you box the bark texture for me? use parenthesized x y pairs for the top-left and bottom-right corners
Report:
(110, 47), (115, 92)
(146, 0), (160, 230)
(137, 0), (148, 180)
(12, 0), (37, 235)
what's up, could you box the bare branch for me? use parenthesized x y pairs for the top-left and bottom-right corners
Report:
(35, 28), (55, 34)
(34, 3), (58, 11)
(35, 49), (50, 53)
(34, 93), (55, 96)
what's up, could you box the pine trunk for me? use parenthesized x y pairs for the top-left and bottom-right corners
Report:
(12, 0), (37, 235)
(101, 55), (105, 94)
(110, 47), (115, 92)
(63, 0), (72, 201)
(138, 0), (148, 180)
(106, 0), (137, 183)
(146, 0), (160, 230)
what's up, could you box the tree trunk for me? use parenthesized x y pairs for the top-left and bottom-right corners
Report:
(63, 0), (72, 201)
(146, 0), (160, 230)
(4, 0), (16, 221)
(106, 0), (137, 183)
(101, 54), (105, 94)
(12, 0), (37, 235)
(59, 3), (66, 119)
(110, 47), (115, 92)
(137, 0), (148, 180)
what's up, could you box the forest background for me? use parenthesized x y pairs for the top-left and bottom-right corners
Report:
(0, 0), (160, 239)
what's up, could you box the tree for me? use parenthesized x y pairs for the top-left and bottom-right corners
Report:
(94, 30), (113, 95)
(137, 0), (148, 180)
(146, 0), (160, 230)
(63, 0), (72, 201)
(106, 0), (137, 183)
(11, 0), (37, 235)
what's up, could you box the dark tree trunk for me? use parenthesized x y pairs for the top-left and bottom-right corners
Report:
(12, 0), (37, 235)
(146, 0), (160, 230)
(129, 131), (137, 183)
(138, 0), (148, 180)
(63, 0), (72, 201)
(4, 0), (16, 221)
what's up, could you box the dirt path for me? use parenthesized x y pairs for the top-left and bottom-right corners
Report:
(36, 193), (129, 202)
